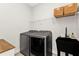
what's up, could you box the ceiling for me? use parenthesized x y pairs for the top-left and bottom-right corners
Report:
(27, 3), (39, 7)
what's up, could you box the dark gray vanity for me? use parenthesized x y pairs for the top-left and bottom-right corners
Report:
(20, 30), (52, 56)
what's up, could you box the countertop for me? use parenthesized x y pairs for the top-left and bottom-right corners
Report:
(0, 39), (15, 53)
(21, 30), (52, 38)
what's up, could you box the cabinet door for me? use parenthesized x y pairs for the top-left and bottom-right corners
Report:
(64, 3), (77, 16)
(54, 7), (63, 18)
(20, 34), (29, 56)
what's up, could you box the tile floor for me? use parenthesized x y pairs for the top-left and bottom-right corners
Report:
(15, 53), (24, 56)
(15, 52), (55, 56)
(15, 52), (72, 56)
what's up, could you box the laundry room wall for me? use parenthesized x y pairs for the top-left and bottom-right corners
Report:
(0, 3), (32, 54)
(31, 3), (79, 55)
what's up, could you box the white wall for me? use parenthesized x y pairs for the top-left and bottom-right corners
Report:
(0, 3), (32, 53)
(31, 3), (79, 55)
(0, 3), (78, 55)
